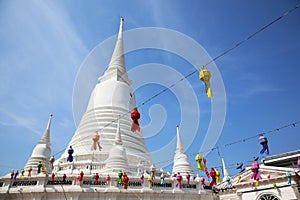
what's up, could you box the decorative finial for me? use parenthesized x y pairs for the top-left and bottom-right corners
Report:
(176, 125), (184, 153)
(46, 113), (53, 130)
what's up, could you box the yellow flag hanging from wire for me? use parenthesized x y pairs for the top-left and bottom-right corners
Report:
(199, 66), (212, 98)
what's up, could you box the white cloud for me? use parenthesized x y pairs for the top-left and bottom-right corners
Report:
(0, 1), (89, 136)
(240, 85), (283, 98)
(0, 109), (40, 135)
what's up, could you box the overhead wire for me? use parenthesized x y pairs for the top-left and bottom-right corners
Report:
(52, 3), (300, 158)
(205, 3), (300, 67)
(223, 121), (300, 148)
(139, 2), (300, 107)
(154, 120), (300, 166)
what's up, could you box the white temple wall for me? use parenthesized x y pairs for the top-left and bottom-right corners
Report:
(0, 175), (215, 200)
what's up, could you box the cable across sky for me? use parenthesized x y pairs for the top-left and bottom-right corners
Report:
(53, 3), (300, 159)
(154, 120), (300, 166)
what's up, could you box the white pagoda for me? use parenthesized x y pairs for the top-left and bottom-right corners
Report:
(172, 125), (194, 177)
(24, 114), (53, 175)
(53, 17), (152, 176)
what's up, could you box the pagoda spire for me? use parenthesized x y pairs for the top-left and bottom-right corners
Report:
(175, 125), (184, 153)
(39, 113), (53, 145)
(222, 157), (230, 181)
(108, 17), (124, 71)
(99, 17), (131, 84)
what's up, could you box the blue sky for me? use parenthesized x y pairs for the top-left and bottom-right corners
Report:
(1, 0), (300, 177)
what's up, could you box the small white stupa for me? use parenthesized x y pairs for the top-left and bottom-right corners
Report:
(23, 114), (53, 175)
(172, 125), (194, 177)
(102, 117), (130, 174)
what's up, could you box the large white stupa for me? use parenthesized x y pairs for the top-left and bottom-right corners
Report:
(0, 18), (214, 200)
(53, 17), (152, 176)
